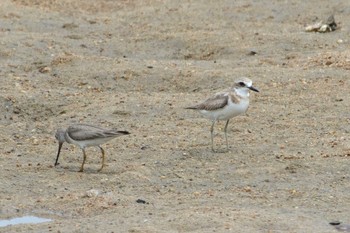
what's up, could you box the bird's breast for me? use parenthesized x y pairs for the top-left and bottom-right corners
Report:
(220, 98), (249, 119)
(199, 98), (249, 121)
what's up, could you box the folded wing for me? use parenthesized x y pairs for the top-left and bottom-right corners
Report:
(67, 124), (129, 141)
(186, 93), (229, 111)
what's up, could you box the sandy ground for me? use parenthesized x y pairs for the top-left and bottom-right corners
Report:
(1, 0), (350, 232)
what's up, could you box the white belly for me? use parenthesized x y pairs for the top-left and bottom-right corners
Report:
(200, 98), (249, 121)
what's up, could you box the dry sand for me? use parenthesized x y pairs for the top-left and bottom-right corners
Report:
(1, 0), (350, 232)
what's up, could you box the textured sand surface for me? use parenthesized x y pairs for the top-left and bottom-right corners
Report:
(1, 0), (350, 232)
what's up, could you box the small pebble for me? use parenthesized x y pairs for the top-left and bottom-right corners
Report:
(136, 199), (149, 204)
(248, 50), (257, 56)
(85, 189), (100, 198)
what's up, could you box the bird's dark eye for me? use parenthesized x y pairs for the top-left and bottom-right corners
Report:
(239, 82), (245, 87)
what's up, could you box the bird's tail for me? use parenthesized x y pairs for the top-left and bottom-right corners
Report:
(184, 106), (198, 110)
(117, 130), (130, 135)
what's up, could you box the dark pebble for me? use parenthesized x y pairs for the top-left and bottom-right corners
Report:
(248, 51), (257, 56)
(136, 199), (149, 204)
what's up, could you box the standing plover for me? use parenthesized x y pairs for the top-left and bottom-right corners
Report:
(55, 124), (130, 172)
(185, 77), (259, 152)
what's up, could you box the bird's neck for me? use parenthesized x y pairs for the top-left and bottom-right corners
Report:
(63, 131), (73, 144)
(234, 88), (249, 98)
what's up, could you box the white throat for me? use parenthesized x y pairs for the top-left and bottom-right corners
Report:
(234, 87), (250, 98)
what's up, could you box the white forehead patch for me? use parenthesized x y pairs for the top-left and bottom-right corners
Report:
(235, 77), (253, 87)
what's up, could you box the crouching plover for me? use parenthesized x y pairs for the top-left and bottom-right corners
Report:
(55, 124), (130, 172)
(185, 77), (259, 152)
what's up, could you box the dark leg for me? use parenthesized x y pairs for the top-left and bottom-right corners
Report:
(210, 120), (216, 152)
(79, 149), (87, 172)
(97, 146), (105, 172)
(54, 142), (63, 166)
(224, 119), (230, 151)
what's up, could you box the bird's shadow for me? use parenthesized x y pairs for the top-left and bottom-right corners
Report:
(212, 148), (230, 154)
(185, 147), (231, 159)
(53, 164), (113, 174)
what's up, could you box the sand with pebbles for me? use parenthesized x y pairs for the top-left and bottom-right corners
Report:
(1, 0), (350, 232)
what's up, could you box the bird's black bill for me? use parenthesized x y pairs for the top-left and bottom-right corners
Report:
(54, 142), (63, 166)
(249, 86), (259, 92)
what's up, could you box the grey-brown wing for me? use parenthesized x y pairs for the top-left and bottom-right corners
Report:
(67, 124), (127, 141)
(188, 93), (228, 111)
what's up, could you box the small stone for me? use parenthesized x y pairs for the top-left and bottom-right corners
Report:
(39, 66), (51, 73)
(84, 189), (100, 198)
(248, 50), (257, 56)
(62, 23), (78, 29)
(136, 199), (149, 204)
